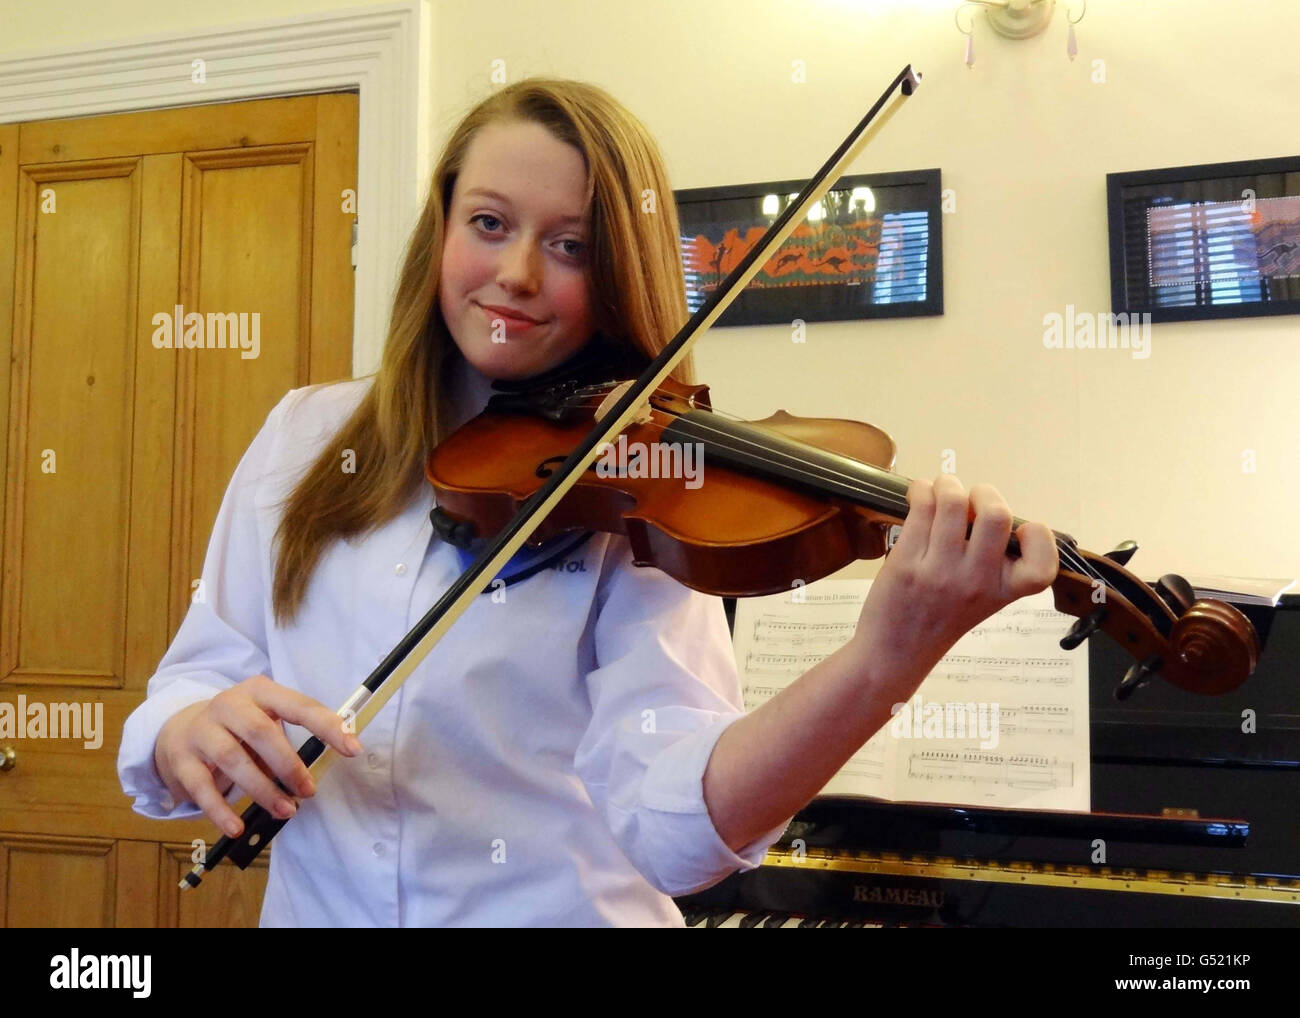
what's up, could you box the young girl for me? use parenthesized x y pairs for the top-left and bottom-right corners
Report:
(118, 78), (1058, 927)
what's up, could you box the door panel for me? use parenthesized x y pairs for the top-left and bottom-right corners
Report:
(6, 159), (139, 688)
(0, 91), (358, 927)
(173, 144), (314, 631)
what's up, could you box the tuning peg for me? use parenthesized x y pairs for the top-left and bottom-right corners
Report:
(1104, 540), (1138, 566)
(1060, 607), (1107, 650)
(1116, 654), (1162, 700)
(1155, 573), (1195, 615)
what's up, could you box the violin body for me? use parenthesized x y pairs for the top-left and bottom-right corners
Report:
(427, 375), (1260, 698)
(427, 378), (901, 597)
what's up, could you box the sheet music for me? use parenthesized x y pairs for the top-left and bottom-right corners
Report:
(733, 579), (1090, 810)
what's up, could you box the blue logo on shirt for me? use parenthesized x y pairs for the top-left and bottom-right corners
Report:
(453, 531), (594, 590)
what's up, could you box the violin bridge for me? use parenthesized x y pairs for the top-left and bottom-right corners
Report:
(594, 379), (654, 427)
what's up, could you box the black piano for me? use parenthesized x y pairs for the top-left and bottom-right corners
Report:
(675, 592), (1300, 927)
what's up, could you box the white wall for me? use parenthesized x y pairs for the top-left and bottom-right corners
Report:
(4, 0), (1297, 580)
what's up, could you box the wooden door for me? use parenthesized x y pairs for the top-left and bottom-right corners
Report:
(0, 92), (357, 927)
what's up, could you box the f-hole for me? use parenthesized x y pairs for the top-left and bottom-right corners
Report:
(536, 448), (643, 478)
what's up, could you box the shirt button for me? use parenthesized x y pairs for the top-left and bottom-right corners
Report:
(367, 752), (381, 769)
(394, 563), (407, 576)
(372, 842), (386, 857)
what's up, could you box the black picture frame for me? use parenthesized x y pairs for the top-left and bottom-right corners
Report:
(673, 168), (943, 327)
(1107, 155), (1300, 324)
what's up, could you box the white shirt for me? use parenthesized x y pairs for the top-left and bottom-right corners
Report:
(117, 361), (791, 927)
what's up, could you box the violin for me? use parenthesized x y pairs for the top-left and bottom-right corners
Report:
(426, 373), (1259, 700)
(180, 63), (1260, 889)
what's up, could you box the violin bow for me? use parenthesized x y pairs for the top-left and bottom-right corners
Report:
(180, 65), (926, 888)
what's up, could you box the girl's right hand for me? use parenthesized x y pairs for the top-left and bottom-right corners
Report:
(152, 674), (363, 838)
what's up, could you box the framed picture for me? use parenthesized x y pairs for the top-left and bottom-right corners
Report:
(1107, 155), (1300, 324)
(673, 168), (943, 327)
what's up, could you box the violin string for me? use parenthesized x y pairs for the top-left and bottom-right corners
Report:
(561, 388), (912, 509)
(657, 407), (1103, 584)
(558, 387), (1102, 583)
(565, 386), (987, 519)
(553, 384), (1102, 585)
(569, 392), (916, 515)
(565, 386), (1046, 544)
(551, 385), (1103, 585)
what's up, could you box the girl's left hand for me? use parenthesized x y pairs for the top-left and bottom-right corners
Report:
(846, 474), (1059, 703)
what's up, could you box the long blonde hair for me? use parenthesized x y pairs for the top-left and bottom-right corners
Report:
(272, 78), (696, 625)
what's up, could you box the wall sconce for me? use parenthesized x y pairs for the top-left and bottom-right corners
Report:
(955, 0), (1086, 68)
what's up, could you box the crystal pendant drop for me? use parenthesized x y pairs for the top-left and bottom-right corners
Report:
(1067, 23), (1078, 61)
(965, 34), (975, 68)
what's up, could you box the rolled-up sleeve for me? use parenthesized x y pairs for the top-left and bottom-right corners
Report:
(574, 539), (792, 897)
(117, 392), (295, 820)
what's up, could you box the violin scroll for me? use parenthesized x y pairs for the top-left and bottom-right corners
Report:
(1163, 598), (1260, 696)
(1052, 547), (1260, 697)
